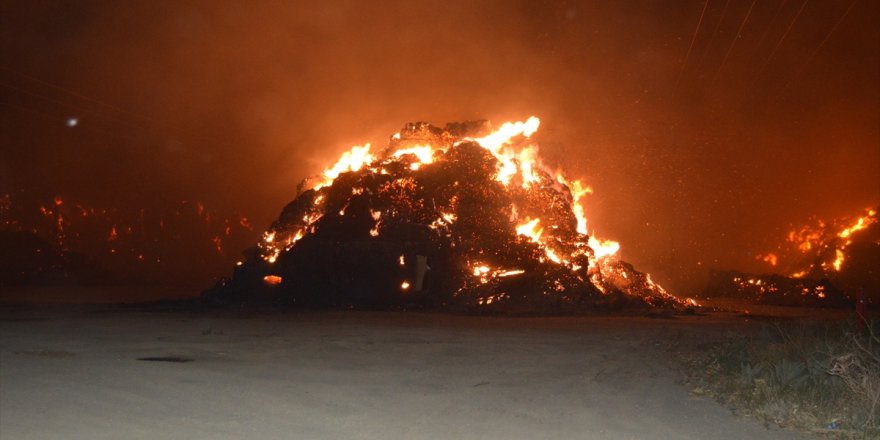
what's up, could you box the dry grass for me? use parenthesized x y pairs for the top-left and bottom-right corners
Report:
(676, 319), (880, 439)
(828, 324), (880, 432)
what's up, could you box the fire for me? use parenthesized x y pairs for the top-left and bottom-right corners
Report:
(471, 117), (540, 154)
(5, 194), (252, 281)
(263, 275), (282, 285)
(832, 249), (844, 272)
(756, 253), (778, 266)
(760, 207), (879, 276)
(839, 210), (876, 240)
(369, 209), (382, 237)
(469, 262), (527, 285)
(726, 274), (833, 302)
(371, 119), (607, 271)
(240, 117), (682, 310)
(472, 264), (491, 276)
(516, 218), (543, 242)
(588, 236), (621, 260)
(468, 118), (543, 189)
(563, 178), (593, 235)
(315, 144), (375, 190)
(392, 145), (435, 165)
(281, 116), (622, 268)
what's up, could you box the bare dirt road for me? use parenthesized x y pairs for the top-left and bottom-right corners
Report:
(0, 305), (813, 440)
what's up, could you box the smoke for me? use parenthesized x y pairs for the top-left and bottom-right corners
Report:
(2, 0), (878, 293)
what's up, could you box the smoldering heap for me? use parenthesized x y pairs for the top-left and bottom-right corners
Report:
(702, 207), (879, 307)
(206, 118), (687, 312)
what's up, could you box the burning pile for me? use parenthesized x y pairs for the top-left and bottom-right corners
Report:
(0, 192), (255, 286)
(766, 207), (878, 280)
(704, 207), (879, 306)
(207, 118), (688, 312)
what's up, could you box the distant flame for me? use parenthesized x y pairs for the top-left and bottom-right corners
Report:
(771, 207), (878, 275)
(756, 253), (778, 266)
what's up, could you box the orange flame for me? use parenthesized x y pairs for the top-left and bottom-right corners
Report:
(515, 218), (543, 242)
(315, 144), (375, 190)
(779, 207), (877, 274)
(263, 116), (637, 289)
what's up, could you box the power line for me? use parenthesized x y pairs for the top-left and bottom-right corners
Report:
(0, 98), (147, 144)
(0, 80), (149, 134)
(675, 0), (711, 91)
(694, 0), (731, 75)
(752, 0), (810, 85)
(770, 0), (859, 103)
(792, 0), (859, 81)
(712, 0), (759, 84)
(754, 0), (789, 51)
(1, 81), (85, 112)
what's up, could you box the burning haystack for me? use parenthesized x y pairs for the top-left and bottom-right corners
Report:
(703, 207), (879, 306)
(206, 117), (688, 312)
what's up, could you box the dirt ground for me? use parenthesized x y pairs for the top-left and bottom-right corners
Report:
(0, 291), (835, 440)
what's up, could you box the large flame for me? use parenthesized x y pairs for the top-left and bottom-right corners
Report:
(242, 116), (686, 310)
(261, 117), (623, 273)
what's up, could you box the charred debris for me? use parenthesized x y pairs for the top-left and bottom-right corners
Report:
(205, 119), (688, 313)
(701, 207), (879, 307)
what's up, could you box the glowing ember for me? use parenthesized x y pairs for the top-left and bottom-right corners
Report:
(832, 249), (844, 271)
(3, 194), (254, 284)
(263, 275), (282, 285)
(839, 209), (876, 239)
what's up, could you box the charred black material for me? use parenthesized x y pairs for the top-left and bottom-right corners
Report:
(205, 121), (685, 312)
(701, 208), (880, 307)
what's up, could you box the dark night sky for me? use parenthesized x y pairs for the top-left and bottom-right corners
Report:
(1, 0), (878, 293)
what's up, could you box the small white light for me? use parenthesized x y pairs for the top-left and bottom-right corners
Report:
(66, 117), (78, 127)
